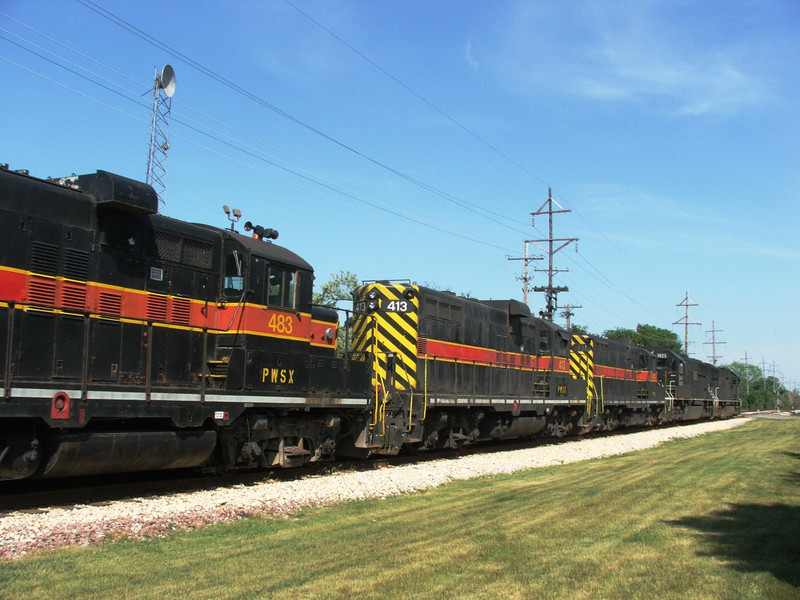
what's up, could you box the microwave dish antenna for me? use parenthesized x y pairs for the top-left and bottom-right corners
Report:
(158, 64), (176, 98)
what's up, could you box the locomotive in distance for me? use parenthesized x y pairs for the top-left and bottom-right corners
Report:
(0, 165), (739, 480)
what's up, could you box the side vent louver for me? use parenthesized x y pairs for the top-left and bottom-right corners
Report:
(63, 248), (90, 280)
(31, 242), (59, 276)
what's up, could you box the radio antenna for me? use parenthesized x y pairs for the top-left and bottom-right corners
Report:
(146, 64), (176, 213)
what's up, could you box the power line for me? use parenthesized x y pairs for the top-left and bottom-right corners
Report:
(4, 6), (713, 341)
(278, 1), (698, 331)
(2, 44), (520, 254)
(73, 0), (530, 235)
(281, 0), (551, 191)
(0, 22), (522, 252)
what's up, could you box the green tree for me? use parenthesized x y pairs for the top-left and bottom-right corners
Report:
(313, 270), (358, 308)
(603, 324), (681, 351)
(723, 361), (792, 410)
(568, 324), (589, 334)
(313, 271), (359, 357)
(604, 327), (637, 341)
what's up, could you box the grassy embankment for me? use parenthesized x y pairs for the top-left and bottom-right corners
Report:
(1, 418), (798, 599)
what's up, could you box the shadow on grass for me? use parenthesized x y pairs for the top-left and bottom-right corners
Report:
(669, 503), (800, 588)
(779, 452), (800, 485)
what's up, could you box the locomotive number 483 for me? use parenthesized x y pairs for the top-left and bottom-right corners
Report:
(268, 313), (294, 334)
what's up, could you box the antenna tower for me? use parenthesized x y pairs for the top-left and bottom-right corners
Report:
(673, 292), (700, 355)
(146, 65), (176, 212)
(529, 188), (578, 320)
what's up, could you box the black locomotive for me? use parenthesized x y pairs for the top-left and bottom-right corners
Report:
(0, 165), (370, 479)
(0, 165), (739, 479)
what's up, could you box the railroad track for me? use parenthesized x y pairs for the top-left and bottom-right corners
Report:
(0, 420), (729, 514)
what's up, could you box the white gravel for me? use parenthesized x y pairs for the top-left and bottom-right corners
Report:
(0, 418), (750, 560)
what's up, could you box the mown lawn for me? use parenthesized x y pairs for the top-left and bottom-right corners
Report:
(1, 418), (798, 600)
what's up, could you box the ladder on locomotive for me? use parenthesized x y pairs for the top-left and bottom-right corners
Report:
(665, 376), (676, 411)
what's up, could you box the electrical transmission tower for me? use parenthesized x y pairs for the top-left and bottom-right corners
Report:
(146, 65), (176, 213)
(507, 241), (543, 306)
(528, 188), (578, 321)
(673, 292), (700, 355)
(704, 320), (725, 365)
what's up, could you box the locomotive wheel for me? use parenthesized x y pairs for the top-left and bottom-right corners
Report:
(0, 434), (41, 479)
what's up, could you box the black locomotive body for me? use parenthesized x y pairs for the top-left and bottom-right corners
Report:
(0, 166), (370, 479)
(351, 282), (737, 455)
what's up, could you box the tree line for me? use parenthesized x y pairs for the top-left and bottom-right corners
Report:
(722, 362), (797, 411)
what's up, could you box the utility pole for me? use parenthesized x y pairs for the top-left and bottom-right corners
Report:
(740, 351), (750, 394)
(704, 320), (725, 365)
(673, 292), (700, 355)
(560, 304), (582, 331)
(507, 241), (542, 306)
(529, 188), (578, 321)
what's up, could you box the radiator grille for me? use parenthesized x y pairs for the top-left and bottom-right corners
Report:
(147, 295), (168, 321)
(171, 297), (191, 324)
(98, 292), (122, 316)
(28, 277), (56, 306)
(61, 283), (87, 311)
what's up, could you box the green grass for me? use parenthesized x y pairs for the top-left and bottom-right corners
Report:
(1, 419), (798, 600)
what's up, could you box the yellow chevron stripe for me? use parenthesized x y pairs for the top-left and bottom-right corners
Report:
(351, 283), (420, 391)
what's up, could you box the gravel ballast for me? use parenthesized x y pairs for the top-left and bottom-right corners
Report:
(0, 418), (750, 560)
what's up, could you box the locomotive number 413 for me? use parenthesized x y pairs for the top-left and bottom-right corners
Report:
(383, 300), (410, 312)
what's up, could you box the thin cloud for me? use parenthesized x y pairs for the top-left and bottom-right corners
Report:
(464, 35), (479, 72)
(497, 0), (771, 116)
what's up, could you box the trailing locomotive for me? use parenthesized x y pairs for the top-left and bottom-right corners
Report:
(350, 282), (738, 455)
(0, 165), (739, 480)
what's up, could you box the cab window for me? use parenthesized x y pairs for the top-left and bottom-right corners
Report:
(223, 251), (245, 297)
(268, 266), (296, 309)
(539, 330), (551, 353)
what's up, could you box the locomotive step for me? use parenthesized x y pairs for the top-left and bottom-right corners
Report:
(281, 445), (311, 457)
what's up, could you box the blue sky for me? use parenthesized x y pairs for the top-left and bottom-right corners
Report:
(1, 1), (798, 387)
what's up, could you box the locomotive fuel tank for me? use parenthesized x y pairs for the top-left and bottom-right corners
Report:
(40, 430), (218, 478)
